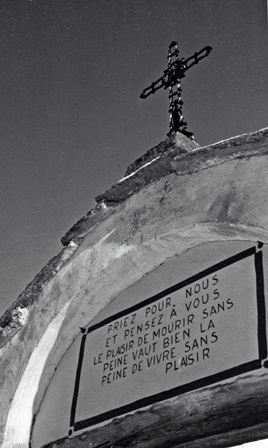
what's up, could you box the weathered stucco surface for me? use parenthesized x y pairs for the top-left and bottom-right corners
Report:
(41, 372), (268, 448)
(1, 128), (268, 448)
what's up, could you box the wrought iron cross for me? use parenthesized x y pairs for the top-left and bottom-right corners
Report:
(140, 42), (212, 140)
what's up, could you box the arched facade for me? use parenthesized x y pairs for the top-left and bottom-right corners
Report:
(1, 129), (268, 447)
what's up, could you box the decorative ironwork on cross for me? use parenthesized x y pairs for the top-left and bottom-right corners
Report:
(140, 42), (212, 140)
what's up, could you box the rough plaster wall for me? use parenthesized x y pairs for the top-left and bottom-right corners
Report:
(0, 129), (268, 447)
(35, 154), (268, 425)
(39, 371), (268, 448)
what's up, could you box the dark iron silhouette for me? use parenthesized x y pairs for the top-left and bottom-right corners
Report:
(140, 42), (212, 140)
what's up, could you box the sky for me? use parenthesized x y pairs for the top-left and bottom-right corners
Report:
(0, 0), (267, 317)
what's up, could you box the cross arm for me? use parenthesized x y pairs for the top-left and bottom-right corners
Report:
(140, 45), (212, 99)
(181, 45), (212, 72)
(140, 73), (167, 99)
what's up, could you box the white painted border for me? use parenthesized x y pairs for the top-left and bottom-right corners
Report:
(2, 301), (71, 448)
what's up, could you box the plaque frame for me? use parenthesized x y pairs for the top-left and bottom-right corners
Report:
(69, 245), (267, 435)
